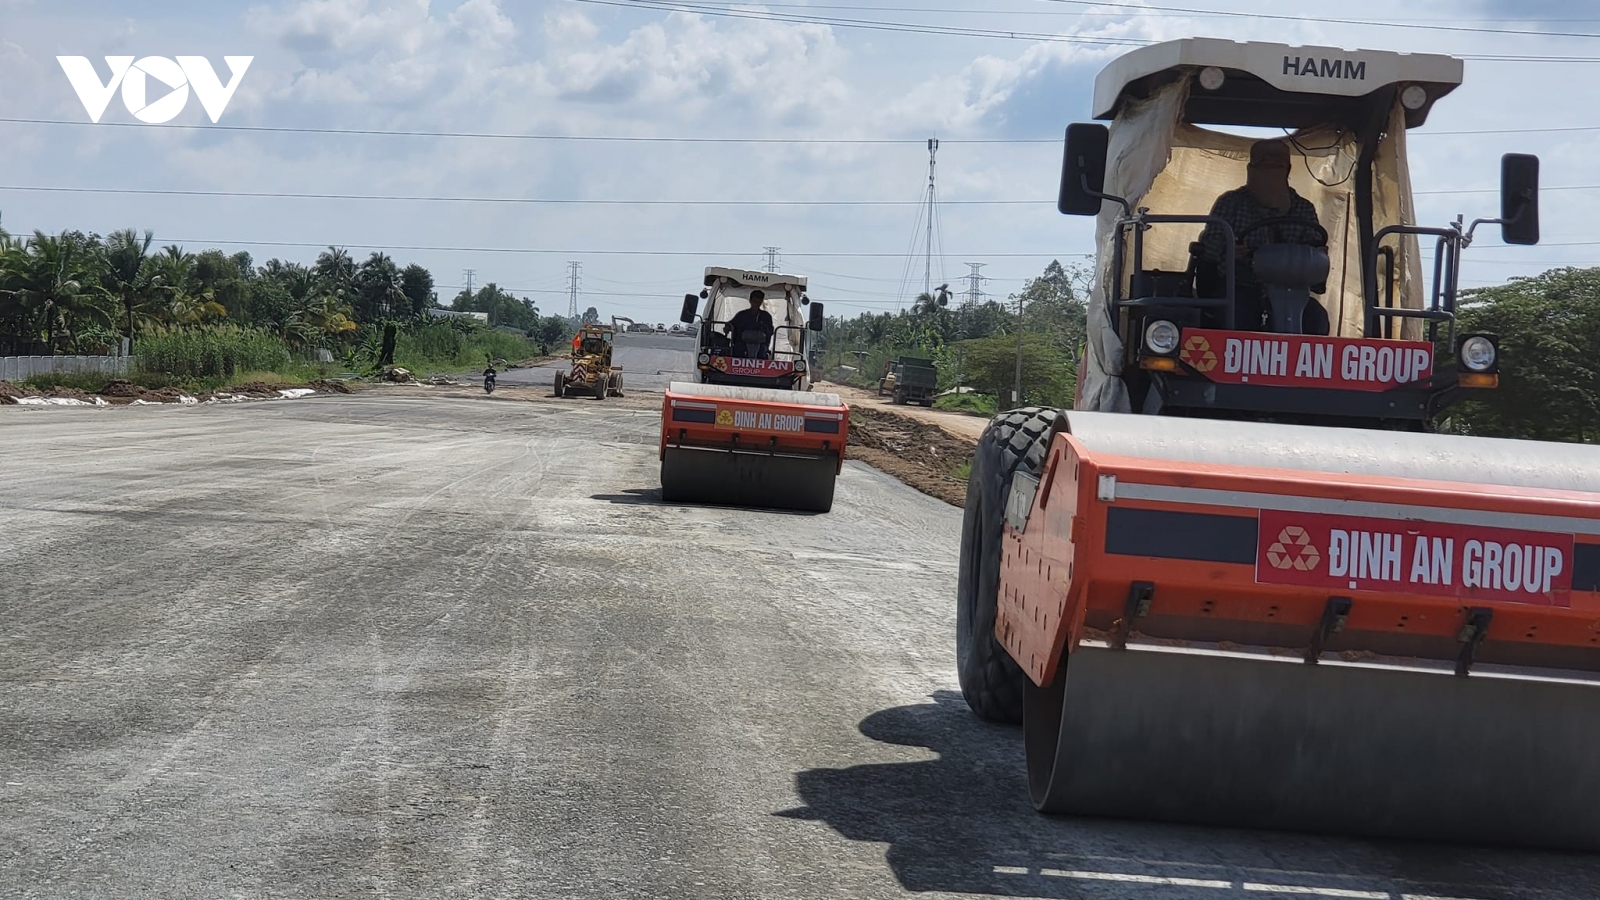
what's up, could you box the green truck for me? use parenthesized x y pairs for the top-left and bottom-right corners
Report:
(878, 356), (938, 407)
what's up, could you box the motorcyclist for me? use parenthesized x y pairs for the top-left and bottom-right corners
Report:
(483, 361), (497, 393)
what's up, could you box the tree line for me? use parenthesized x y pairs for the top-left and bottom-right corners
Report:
(823, 259), (1600, 444)
(820, 259), (1090, 409)
(0, 221), (577, 359)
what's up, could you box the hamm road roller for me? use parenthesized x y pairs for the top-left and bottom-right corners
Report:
(959, 38), (1600, 848)
(659, 268), (846, 513)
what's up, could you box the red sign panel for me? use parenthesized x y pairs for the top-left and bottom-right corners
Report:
(1256, 509), (1574, 606)
(712, 406), (809, 434)
(709, 356), (794, 377)
(1178, 329), (1433, 392)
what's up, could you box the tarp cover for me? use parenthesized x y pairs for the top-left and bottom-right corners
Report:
(1078, 75), (1424, 412)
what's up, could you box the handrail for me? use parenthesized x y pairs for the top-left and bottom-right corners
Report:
(1113, 212), (1237, 330)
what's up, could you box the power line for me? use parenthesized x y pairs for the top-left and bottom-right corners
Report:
(0, 116), (1022, 144)
(14, 182), (1600, 207)
(581, 0), (1600, 61)
(5, 115), (1597, 142)
(0, 184), (1042, 205)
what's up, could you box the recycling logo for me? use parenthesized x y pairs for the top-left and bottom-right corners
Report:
(1266, 526), (1321, 571)
(1180, 334), (1217, 373)
(715, 409), (735, 426)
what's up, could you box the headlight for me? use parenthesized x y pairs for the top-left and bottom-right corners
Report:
(1143, 319), (1181, 356)
(698, 353), (710, 365)
(1460, 336), (1497, 372)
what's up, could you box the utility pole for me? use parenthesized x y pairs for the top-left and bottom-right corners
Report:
(566, 261), (581, 319)
(924, 138), (939, 297)
(1013, 291), (1025, 406)
(463, 268), (476, 300)
(962, 262), (986, 309)
(762, 247), (781, 273)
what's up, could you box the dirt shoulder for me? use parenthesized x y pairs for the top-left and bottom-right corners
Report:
(846, 404), (980, 508)
(817, 379), (989, 441)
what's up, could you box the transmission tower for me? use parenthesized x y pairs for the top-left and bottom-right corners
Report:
(763, 247), (781, 273)
(566, 261), (582, 318)
(463, 268), (476, 299)
(963, 262), (987, 308)
(924, 138), (939, 297)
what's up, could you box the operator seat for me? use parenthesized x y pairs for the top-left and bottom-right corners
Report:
(1252, 244), (1332, 336)
(735, 329), (772, 360)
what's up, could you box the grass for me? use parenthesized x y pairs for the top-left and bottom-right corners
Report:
(391, 323), (536, 373)
(955, 462), (972, 482)
(19, 372), (113, 392)
(935, 392), (998, 415)
(135, 327), (291, 380)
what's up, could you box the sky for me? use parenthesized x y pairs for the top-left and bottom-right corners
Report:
(1, 0), (1598, 321)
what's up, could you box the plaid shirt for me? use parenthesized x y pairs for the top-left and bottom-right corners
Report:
(1197, 187), (1325, 275)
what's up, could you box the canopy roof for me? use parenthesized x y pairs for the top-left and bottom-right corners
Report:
(1094, 39), (1463, 129)
(703, 267), (808, 291)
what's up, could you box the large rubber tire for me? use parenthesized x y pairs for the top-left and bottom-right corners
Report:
(554, 373), (565, 397)
(594, 377), (607, 401)
(957, 406), (1062, 725)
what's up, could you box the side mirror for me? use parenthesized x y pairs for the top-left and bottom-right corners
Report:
(1058, 122), (1110, 216)
(1501, 153), (1540, 246)
(808, 302), (825, 331)
(679, 294), (698, 324)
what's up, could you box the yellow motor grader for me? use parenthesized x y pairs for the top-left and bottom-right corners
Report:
(554, 324), (622, 399)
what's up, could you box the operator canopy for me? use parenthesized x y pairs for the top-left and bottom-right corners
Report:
(702, 267), (808, 360)
(1078, 39), (1457, 412)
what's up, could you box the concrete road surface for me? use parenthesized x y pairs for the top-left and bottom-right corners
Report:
(503, 331), (697, 394)
(4, 396), (1598, 900)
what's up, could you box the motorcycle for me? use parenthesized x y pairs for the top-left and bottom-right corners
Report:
(483, 366), (497, 394)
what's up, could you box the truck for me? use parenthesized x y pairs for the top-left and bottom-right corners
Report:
(878, 356), (937, 406)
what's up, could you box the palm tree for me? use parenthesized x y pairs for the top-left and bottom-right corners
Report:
(2, 231), (112, 352)
(150, 246), (227, 324)
(103, 228), (158, 346)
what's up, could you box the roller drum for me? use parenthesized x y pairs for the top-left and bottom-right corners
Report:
(660, 446), (837, 513)
(1027, 644), (1600, 849)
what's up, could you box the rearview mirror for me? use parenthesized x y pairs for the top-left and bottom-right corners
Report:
(808, 302), (825, 331)
(1058, 123), (1110, 216)
(679, 294), (698, 324)
(1501, 153), (1540, 246)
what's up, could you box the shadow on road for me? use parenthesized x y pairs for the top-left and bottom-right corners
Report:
(591, 489), (663, 505)
(777, 691), (1598, 900)
(589, 490), (825, 517)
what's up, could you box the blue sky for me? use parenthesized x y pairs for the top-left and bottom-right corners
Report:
(1, 0), (1596, 319)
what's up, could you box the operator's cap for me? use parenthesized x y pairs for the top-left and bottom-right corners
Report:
(1249, 140), (1292, 168)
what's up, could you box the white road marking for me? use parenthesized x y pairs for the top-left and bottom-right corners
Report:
(1243, 885), (1389, 899)
(992, 865), (1030, 875)
(1401, 895), (1489, 900)
(1042, 868), (1233, 888)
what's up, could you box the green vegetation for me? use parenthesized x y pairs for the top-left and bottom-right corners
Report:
(1446, 267), (1600, 443)
(934, 392), (998, 415)
(134, 326), (290, 379)
(0, 219), (574, 387)
(823, 260), (1087, 410)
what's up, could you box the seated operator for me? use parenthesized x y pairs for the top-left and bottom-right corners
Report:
(1196, 139), (1331, 335)
(724, 289), (776, 359)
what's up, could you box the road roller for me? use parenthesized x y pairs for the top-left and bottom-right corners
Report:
(659, 268), (844, 513)
(959, 38), (1600, 849)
